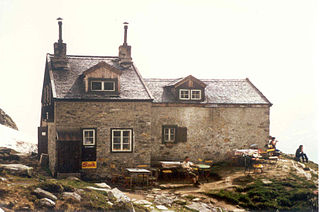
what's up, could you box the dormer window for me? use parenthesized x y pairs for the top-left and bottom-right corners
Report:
(88, 78), (118, 94)
(91, 80), (115, 91)
(179, 89), (202, 100)
(179, 89), (190, 100)
(191, 90), (201, 100)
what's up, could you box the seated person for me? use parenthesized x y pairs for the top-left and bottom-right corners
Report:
(181, 156), (200, 187)
(269, 137), (278, 149)
(295, 145), (308, 163)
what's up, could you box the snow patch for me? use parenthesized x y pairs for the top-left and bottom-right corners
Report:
(0, 124), (37, 154)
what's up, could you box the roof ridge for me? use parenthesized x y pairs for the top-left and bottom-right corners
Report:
(48, 53), (118, 59)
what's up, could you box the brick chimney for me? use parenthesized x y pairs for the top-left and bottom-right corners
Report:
(52, 18), (69, 70)
(118, 22), (132, 68)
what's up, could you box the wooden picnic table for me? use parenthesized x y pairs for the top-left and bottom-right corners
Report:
(126, 168), (151, 190)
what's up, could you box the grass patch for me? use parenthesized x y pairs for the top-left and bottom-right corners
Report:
(205, 176), (318, 211)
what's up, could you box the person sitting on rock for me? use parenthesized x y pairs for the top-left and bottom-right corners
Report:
(295, 145), (308, 163)
(181, 156), (200, 187)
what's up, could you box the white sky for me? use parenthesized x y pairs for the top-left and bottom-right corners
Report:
(0, 0), (319, 162)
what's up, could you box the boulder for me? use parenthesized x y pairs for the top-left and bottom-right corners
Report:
(86, 186), (110, 193)
(173, 198), (187, 205)
(62, 192), (81, 202)
(185, 202), (217, 212)
(261, 179), (272, 184)
(154, 194), (176, 207)
(33, 188), (58, 201)
(134, 199), (152, 206)
(39, 198), (55, 208)
(107, 188), (131, 203)
(156, 205), (168, 210)
(95, 182), (111, 189)
(0, 164), (33, 177)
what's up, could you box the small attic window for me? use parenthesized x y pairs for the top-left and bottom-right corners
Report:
(90, 80), (116, 92)
(179, 89), (202, 100)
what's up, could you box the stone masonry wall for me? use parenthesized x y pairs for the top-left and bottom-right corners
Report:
(47, 122), (56, 175)
(54, 101), (152, 179)
(150, 105), (270, 162)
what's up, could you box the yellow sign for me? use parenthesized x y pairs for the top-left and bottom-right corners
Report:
(82, 161), (97, 169)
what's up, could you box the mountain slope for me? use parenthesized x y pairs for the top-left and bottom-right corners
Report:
(0, 108), (18, 130)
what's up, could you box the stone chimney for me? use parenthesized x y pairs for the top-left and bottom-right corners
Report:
(118, 22), (132, 68)
(52, 18), (69, 70)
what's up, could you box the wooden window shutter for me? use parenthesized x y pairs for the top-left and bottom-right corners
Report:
(176, 127), (187, 143)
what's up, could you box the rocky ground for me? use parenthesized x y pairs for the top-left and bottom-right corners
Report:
(0, 147), (318, 211)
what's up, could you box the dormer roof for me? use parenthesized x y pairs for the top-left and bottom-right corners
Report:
(82, 61), (122, 76)
(166, 75), (207, 88)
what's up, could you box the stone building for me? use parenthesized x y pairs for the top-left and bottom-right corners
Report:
(38, 20), (272, 179)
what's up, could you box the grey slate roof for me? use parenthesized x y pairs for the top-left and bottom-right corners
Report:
(48, 54), (152, 101)
(144, 78), (271, 105)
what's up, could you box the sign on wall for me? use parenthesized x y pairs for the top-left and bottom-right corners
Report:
(82, 161), (97, 169)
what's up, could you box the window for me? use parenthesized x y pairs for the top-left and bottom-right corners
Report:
(83, 129), (95, 145)
(91, 81), (115, 91)
(191, 90), (201, 100)
(179, 89), (202, 100)
(111, 129), (133, 152)
(179, 89), (190, 100)
(164, 127), (175, 142)
(162, 125), (187, 144)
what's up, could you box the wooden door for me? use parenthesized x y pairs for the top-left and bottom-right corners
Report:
(57, 140), (81, 173)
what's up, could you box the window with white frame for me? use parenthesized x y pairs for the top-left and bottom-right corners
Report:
(162, 126), (176, 143)
(111, 129), (132, 152)
(179, 89), (202, 100)
(83, 129), (95, 145)
(191, 89), (201, 100)
(179, 89), (190, 100)
(91, 81), (115, 91)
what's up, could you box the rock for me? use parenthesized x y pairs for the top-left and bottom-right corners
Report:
(95, 182), (111, 189)
(156, 205), (168, 210)
(107, 188), (131, 203)
(261, 179), (272, 184)
(297, 162), (306, 169)
(66, 176), (81, 181)
(0, 164), (33, 177)
(154, 194), (176, 207)
(33, 188), (58, 201)
(173, 198), (187, 205)
(146, 194), (155, 200)
(0, 177), (7, 182)
(86, 186), (110, 193)
(282, 165), (290, 172)
(151, 188), (162, 193)
(192, 197), (201, 202)
(75, 188), (84, 194)
(39, 198), (55, 208)
(62, 192), (81, 202)
(0, 108), (18, 130)
(292, 161), (312, 180)
(185, 202), (216, 212)
(134, 199), (153, 206)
